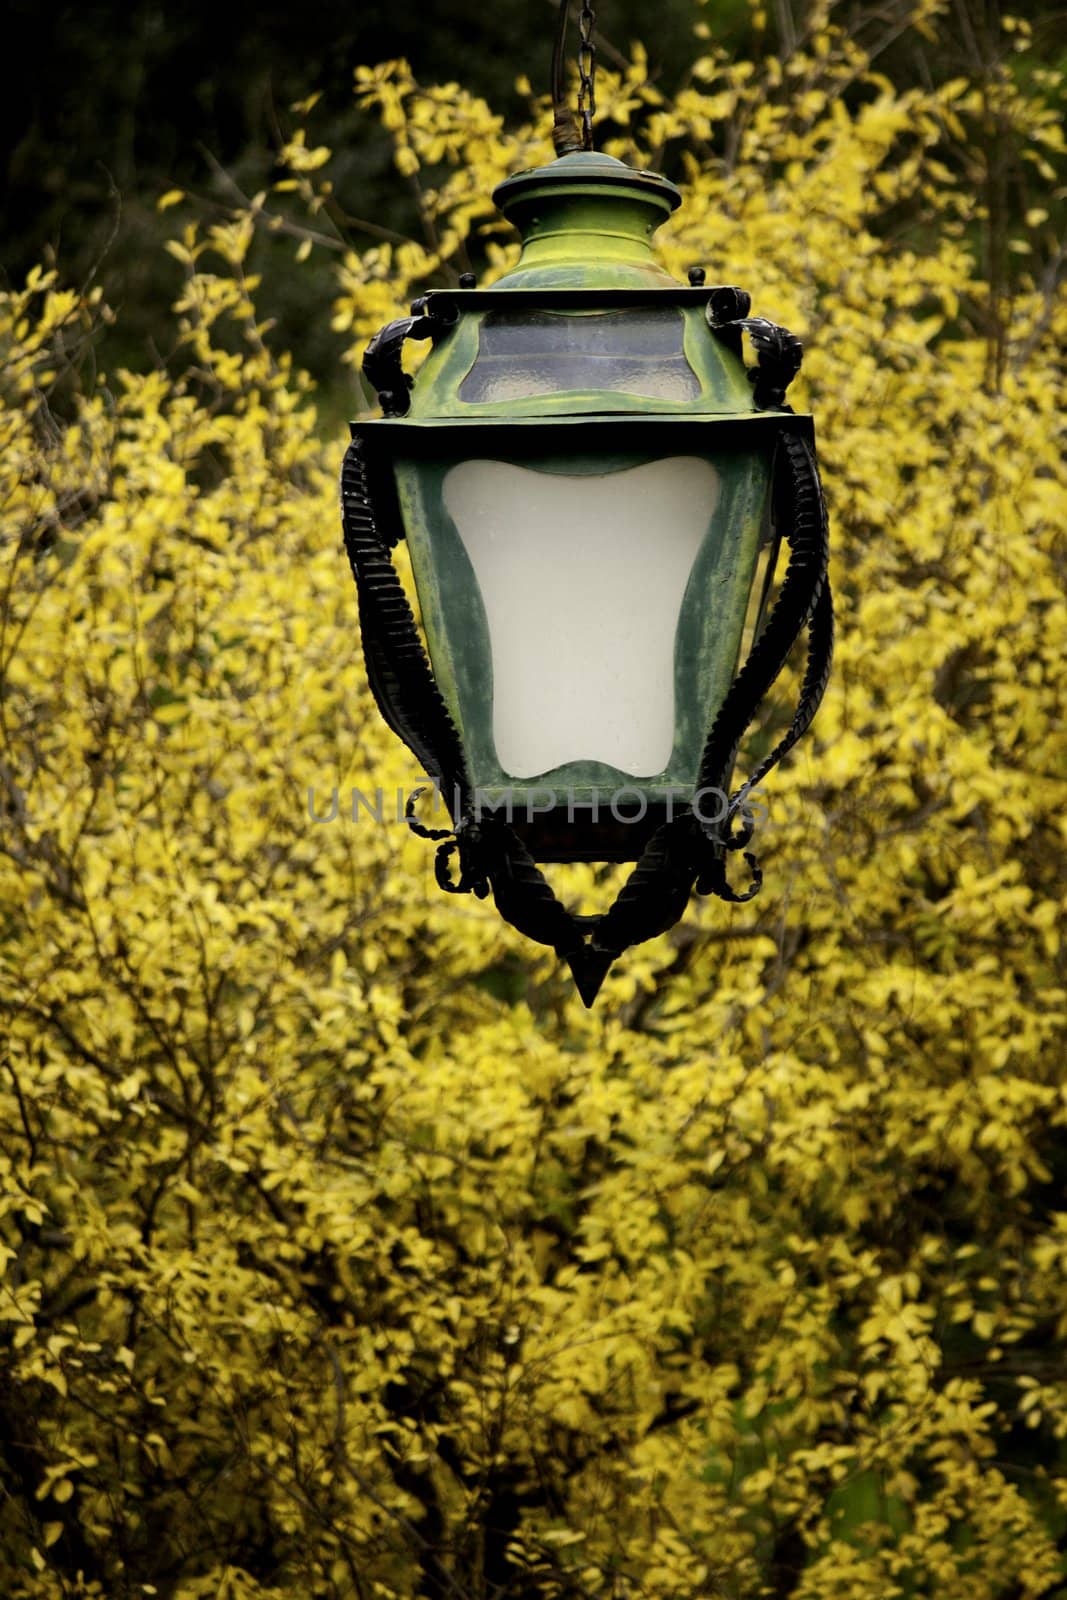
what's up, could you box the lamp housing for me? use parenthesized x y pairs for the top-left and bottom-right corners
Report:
(341, 150), (832, 1003)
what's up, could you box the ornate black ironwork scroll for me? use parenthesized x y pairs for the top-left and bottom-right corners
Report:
(707, 302), (805, 411)
(339, 435), (470, 801)
(362, 299), (459, 418)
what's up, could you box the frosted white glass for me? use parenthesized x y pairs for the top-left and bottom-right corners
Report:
(442, 458), (719, 778)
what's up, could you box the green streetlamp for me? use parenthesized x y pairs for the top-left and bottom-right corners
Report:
(340, 4), (832, 1004)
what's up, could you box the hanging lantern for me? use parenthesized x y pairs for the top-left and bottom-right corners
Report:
(340, 15), (832, 1005)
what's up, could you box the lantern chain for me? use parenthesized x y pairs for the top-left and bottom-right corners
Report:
(552, 1), (598, 155)
(577, 4), (597, 151)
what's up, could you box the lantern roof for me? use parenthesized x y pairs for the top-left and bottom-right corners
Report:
(489, 151), (683, 292)
(492, 150), (682, 216)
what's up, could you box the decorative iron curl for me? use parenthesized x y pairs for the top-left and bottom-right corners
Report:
(707, 305), (804, 411)
(433, 816), (490, 899)
(362, 298), (458, 418)
(404, 787), (452, 841)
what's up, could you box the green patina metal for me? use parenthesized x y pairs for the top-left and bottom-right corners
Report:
(364, 148), (791, 860)
(492, 150), (683, 288)
(408, 152), (756, 419)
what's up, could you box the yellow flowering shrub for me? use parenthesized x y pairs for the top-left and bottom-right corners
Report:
(1, 6), (1065, 1596)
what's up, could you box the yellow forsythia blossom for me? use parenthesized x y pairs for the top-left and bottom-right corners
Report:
(1, 11), (1065, 1597)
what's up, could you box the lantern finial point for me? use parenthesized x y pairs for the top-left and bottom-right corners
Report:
(567, 946), (616, 1007)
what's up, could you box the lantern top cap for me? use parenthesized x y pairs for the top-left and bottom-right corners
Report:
(492, 151), (682, 219)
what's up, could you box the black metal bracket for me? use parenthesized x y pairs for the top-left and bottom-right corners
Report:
(362, 298), (459, 418)
(707, 304), (804, 410)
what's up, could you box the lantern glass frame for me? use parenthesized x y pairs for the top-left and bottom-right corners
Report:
(352, 412), (802, 860)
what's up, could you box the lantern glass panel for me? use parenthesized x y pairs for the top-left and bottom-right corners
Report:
(394, 437), (771, 815)
(457, 308), (700, 405)
(443, 457), (718, 777)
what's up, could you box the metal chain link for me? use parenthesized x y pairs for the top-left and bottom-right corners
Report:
(577, 4), (597, 150)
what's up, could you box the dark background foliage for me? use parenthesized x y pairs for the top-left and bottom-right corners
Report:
(2, 0), (738, 375)
(5, 0), (1063, 380)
